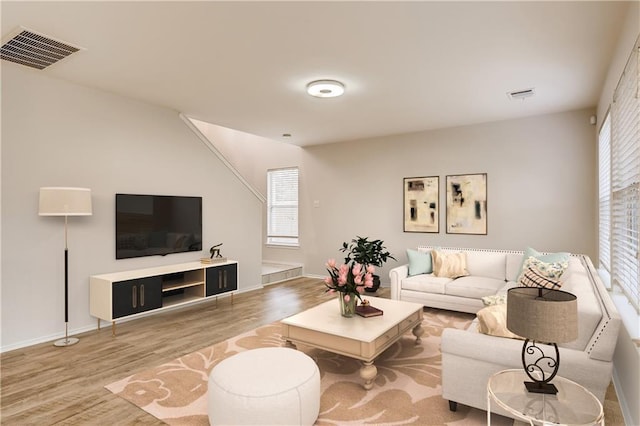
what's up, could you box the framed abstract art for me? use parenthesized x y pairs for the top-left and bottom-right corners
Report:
(403, 176), (439, 233)
(446, 173), (487, 235)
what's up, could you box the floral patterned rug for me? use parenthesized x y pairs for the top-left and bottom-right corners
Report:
(106, 308), (511, 425)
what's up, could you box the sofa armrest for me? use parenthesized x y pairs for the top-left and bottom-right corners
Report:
(389, 264), (409, 300)
(442, 327), (614, 403)
(442, 328), (522, 366)
(579, 255), (622, 362)
(442, 328), (600, 367)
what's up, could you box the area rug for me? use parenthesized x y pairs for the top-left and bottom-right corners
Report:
(106, 308), (511, 425)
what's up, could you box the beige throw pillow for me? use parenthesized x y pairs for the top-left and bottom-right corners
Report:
(431, 250), (470, 278)
(477, 304), (523, 340)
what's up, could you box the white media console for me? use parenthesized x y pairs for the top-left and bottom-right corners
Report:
(90, 260), (238, 335)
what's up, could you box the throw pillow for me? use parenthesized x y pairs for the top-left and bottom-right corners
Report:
(407, 249), (433, 276)
(518, 256), (568, 289)
(513, 247), (570, 282)
(432, 250), (470, 278)
(481, 294), (507, 306)
(476, 304), (523, 340)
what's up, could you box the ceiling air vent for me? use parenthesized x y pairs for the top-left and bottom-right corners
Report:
(507, 88), (535, 101)
(1, 28), (82, 70)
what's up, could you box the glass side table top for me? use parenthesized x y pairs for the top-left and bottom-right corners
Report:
(487, 369), (604, 426)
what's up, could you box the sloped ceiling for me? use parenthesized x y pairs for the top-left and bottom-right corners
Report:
(1, 1), (631, 146)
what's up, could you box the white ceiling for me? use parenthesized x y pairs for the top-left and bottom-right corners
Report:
(1, 1), (630, 146)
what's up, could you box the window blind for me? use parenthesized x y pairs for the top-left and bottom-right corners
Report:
(598, 112), (611, 273)
(610, 41), (639, 312)
(267, 167), (299, 246)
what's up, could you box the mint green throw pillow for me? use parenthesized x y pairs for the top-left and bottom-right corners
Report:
(407, 249), (432, 276)
(514, 247), (570, 281)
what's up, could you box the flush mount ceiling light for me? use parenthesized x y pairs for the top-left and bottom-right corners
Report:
(306, 80), (345, 98)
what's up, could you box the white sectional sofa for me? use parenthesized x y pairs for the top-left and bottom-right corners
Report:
(389, 246), (621, 417)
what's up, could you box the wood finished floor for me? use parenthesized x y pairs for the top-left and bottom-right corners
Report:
(0, 277), (340, 425)
(1, 278), (625, 425)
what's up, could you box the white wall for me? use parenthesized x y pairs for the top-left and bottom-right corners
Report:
(596, 3), (640, 425)
(1, 64), (263, 351)
(302, 109), (598, 279)
(204, 108), (598, 281)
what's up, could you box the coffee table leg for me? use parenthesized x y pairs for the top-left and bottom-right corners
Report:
(412, 323), (424, 344)
(360, 361), (377, 390)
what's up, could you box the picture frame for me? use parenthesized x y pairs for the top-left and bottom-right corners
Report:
(403, 176), (439, 233)
(446, 173), (487, 235)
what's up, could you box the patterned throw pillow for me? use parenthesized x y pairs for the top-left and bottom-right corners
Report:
(432, 250), (470, 279)
(513, 247), (570, 281)
(481, 294), (507, 306)
(518, 256), (568, 289)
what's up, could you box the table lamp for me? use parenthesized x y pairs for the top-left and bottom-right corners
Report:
(506, 287), (578, 394)
(39, 187), (92, 347)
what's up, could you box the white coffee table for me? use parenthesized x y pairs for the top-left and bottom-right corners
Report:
(281, 297), (424, 390)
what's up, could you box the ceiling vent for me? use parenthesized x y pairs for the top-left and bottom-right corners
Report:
(507, 88), (535, 101)
(1, 28), (82, 70)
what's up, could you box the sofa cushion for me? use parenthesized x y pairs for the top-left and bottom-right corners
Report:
(477, 304), (523, 340)
(445, 276), (506, 299)
(506, 253), (524, 282)
(407, 249), (433, 276)
(401, 274), (452, 294)
(432, 250), (470, 278)
(559, 257), (584, 291)
(518, 256), (568, 289)
(465, 251), (507, 281)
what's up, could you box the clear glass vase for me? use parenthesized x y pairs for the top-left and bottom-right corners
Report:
(339, 292), (357, 317)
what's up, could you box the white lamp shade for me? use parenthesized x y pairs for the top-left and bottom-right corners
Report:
(39, 187), (92, 216)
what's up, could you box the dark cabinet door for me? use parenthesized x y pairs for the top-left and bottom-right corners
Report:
(113, 276), (162, 318)
(206, 264), (238, 296)
(137, 276), (163, 313)
(222, 264), (238, 292)
(113, 279), (138, 318)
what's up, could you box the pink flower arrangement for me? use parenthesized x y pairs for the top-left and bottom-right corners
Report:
(324, 258), (375, 302)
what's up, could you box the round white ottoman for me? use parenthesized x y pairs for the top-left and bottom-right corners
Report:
(208, 347), (320, 425)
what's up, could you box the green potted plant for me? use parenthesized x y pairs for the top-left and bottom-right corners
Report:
(340, 236), (396, 292)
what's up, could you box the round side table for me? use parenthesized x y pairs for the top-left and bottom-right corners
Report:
(487, 369), (604, 425)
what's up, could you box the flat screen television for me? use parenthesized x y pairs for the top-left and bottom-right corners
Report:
(116, 194), (202, 259)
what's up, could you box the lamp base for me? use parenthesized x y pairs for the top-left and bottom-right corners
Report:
(54, 337), (79, 347)
(524, 381), (558, 395)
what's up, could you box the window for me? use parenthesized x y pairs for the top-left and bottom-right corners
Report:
(598, 112), (611, 273)
(606, 39), (639, 312)
(267, 167), (299, 246)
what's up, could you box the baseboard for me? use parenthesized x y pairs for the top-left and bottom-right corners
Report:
(305, 273), (325, 279)
(613, 365), (637, 426)
(0, 323), (97, 353)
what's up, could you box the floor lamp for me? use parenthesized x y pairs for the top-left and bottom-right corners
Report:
(39, 187), (92, 347)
